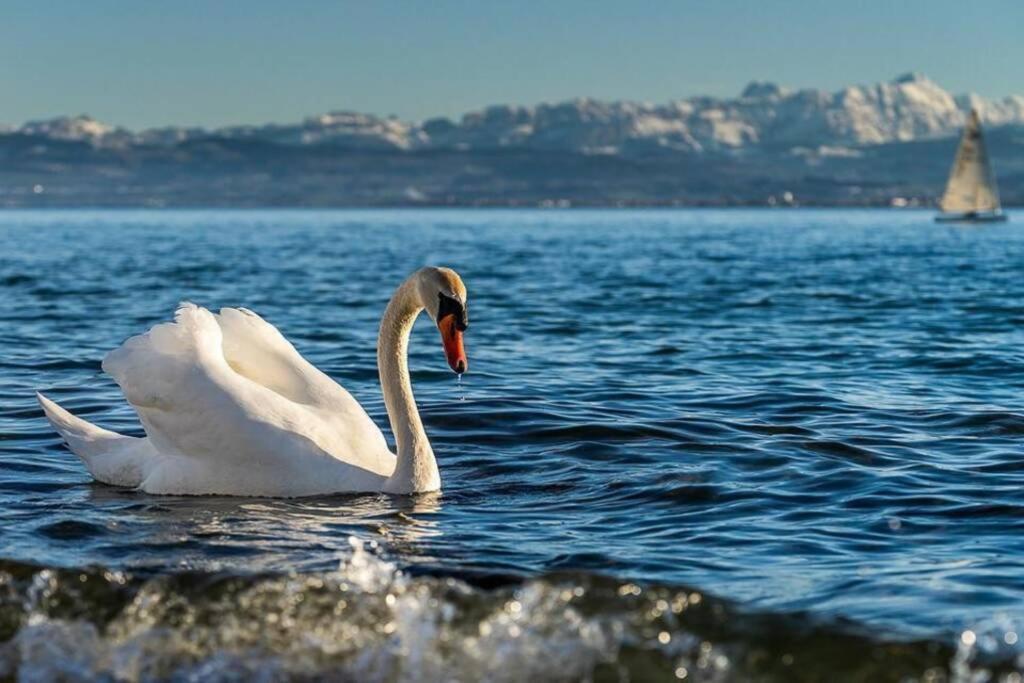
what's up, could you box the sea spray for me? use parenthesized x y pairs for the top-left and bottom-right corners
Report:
(0, 546), (1014, 682)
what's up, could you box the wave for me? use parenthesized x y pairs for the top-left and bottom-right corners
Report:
(0, 540), (1018, 683)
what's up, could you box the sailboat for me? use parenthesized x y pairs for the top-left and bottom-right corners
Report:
(935, 109), (1007, 223)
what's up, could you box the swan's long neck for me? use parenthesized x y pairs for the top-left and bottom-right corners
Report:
(379, 276), (440, 494)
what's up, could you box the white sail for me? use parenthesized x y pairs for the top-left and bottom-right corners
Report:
(939, 110), (1001, 214)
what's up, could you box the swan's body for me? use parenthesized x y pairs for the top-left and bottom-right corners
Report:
(37, 267), (469, 497)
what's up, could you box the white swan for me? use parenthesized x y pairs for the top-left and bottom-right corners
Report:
(36, 267), (469, 497)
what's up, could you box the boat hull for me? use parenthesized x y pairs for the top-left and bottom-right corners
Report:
(934, 211), (1008, 223)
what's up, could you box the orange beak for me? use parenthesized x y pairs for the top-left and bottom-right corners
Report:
(438, 314), (468, 374)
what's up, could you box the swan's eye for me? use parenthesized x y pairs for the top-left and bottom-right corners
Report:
(437, 293), (468, 331)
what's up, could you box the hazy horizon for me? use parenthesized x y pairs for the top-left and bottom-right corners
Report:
(3, 0), (1022, 129)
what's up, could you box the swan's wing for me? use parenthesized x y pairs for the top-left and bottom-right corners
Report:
(101, 304), (393, 496)
(215, 306), (313, 403)
(215, 306), (389, 452)
(216, 307), (362, 407)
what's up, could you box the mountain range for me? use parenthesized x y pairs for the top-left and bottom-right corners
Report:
(3, 73), (1023, 207)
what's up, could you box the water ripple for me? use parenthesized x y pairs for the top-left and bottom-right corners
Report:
(2, 209), (1024, 676)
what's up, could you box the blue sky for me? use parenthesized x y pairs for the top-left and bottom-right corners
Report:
(2, 0), (1021, 128)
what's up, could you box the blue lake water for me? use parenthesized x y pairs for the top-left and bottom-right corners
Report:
(1, 209), (1023, 680)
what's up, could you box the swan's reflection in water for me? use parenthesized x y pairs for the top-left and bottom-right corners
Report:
(83, 486), (445, 573)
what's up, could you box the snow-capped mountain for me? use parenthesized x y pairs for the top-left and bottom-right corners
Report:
(215, 111), (424, 150)
(7, 74), (1023, 156)
(17, 115), (132, 146)
(5, 73), (1023, 209)
(425, 73), (1023, 153)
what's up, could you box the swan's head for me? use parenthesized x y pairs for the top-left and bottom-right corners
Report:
(417, 267), (468, 374)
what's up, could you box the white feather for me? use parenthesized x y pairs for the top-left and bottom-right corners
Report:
(40, 304), (394, 496)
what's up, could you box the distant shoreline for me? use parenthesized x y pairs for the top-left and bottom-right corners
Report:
(0, 203), (968, 210)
